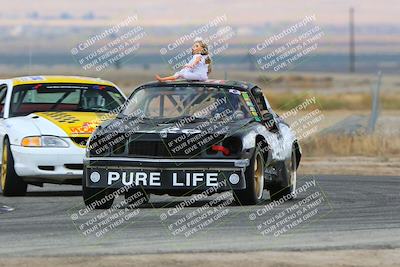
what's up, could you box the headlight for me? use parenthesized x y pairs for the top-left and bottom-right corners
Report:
(21, 136), (41, 147)
(21, 136), (69, 148)
(42, 136), (69, 147)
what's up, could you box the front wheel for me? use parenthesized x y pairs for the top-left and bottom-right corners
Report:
(234, 147), (264, 205)
(1, 138), (27, 196)
(82, 182), (115, 209)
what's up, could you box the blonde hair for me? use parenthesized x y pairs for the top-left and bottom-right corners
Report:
(193, 40), (212, 74)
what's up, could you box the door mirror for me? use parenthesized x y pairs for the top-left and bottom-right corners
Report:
(262, 112), (276, 130)
(262, 112), (274, 122)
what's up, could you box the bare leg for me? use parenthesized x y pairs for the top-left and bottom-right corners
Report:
(155, 74), (178, 82)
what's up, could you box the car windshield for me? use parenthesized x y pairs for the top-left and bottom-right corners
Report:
(122, 86), (253, 121)
(10, 83), (125, 117)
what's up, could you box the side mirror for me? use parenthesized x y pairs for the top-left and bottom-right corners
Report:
(262, 112), (276, 129)
(262, 112), (274, 121)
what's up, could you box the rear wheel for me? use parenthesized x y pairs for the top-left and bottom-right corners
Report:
(234, 147), (264, 205)
(1, 138), (27, 196)
(269, 147), (297, 201)
(82, 182), (115, 209)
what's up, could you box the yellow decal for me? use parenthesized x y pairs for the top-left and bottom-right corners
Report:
(69, 122), (98, 135)
(34, 111), (116, 147)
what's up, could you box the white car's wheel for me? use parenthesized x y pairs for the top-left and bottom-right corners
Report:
(1, 138), (27, 196)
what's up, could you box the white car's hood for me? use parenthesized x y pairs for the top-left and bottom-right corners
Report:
(5, 112), (114, 145)
(29, 114), (70, 136)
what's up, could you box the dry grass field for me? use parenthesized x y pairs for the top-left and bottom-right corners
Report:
(303, 133), (400, 157)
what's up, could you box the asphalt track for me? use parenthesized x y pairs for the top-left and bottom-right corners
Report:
(0, 175), (399, 257)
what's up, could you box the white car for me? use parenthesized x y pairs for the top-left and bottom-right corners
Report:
(0, 76), (126, 196)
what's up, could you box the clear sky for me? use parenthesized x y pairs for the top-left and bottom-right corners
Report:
(0, 0), (398, 26)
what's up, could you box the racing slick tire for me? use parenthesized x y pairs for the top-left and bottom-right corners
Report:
(82, 183), (115, 209)
(269, 146), (297, 201)
(1, 138), (27, 196)
(234, 147), (264, 205)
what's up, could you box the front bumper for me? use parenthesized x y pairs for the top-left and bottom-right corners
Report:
(84, 157), (250, 190)
(11, 144), (85, 182)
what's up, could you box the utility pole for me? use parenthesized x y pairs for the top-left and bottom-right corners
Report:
(367, 71), (382, 134)
(349, 7), (355, 73)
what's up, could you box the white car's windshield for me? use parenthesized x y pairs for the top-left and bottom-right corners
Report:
(10, 83), (125, 117)
(122, 86), (253, 121)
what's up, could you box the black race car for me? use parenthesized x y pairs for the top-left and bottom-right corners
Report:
(83, 80), (301, 208)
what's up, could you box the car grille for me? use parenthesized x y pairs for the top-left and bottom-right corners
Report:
(128, 140), (197, 157)
(89, 133), (224, 158)
(127, 134), (222, 158)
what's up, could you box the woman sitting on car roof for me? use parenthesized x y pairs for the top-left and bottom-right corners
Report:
(156, 37), (212, 82)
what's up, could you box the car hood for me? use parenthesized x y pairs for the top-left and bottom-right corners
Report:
(91, 117), (255, 158)
(99, 117), (254, 137)
(30, 111), (116, 137)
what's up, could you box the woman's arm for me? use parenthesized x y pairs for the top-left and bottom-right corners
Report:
(185, 55), (202, 68)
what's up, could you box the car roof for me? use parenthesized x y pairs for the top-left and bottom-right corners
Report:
(139, 79), (258, 91)
(11, 75), (116, 87)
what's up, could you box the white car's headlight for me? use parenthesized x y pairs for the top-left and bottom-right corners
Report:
(42, 136), (69, 147)
(21, 136), (69, 148)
